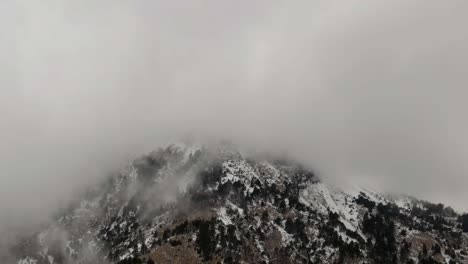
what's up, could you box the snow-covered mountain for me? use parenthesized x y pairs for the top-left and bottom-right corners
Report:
(7, 143), (468, 264)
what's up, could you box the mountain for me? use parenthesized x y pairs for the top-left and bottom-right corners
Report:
(7, 142), (468, 264)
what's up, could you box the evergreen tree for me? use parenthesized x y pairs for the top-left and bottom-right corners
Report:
(198, 220), (213, 260)
(462, 214), (468, 232)
(400, 240), (411, 262)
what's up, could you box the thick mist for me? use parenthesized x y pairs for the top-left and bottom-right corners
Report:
(1, 0), (468, 239)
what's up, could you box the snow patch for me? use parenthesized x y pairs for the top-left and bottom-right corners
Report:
(217, 207), (233, 225)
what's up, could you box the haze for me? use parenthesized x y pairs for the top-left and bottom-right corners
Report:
(1, 0), (467, 237)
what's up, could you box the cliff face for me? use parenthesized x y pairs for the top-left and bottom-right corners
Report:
(9, 143), (468, 264)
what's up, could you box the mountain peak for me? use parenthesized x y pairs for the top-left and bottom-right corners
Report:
(7, 144), (468, 264)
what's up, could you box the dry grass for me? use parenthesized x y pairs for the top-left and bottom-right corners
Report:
(142, 236), (202, 264)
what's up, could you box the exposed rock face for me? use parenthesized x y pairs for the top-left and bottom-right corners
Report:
(8, 143), (468, 263)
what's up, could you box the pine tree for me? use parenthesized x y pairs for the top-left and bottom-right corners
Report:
(462, 214), (468, 232)
(400, 240), (411, 262)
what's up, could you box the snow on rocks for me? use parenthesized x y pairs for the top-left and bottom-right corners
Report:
(216, 207), (233, 225)
(17, 257), (38, 264)
(300, 183), (360, 232)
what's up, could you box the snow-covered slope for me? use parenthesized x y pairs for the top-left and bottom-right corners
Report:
(7, 143), (468, 264)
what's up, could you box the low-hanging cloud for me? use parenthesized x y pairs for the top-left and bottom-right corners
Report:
(1, 0), (468, 238)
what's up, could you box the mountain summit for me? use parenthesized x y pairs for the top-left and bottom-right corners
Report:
(9, 143), (468, 264)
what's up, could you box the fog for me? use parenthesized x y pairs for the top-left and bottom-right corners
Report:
(1, 0), (468, 237)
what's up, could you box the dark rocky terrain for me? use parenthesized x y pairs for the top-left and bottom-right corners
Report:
(8, 143), (468, 264)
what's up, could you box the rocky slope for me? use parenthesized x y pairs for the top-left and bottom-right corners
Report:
(7, 143), (468, 264)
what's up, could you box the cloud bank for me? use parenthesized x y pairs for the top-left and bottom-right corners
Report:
(1, 0), (468, 236)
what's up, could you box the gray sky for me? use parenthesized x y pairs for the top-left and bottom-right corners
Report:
(1, 0), (468, 232)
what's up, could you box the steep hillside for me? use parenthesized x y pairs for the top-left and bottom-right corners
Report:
(8, 143), (468, 264)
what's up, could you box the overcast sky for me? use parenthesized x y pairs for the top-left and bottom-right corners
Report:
(1, 0), (468, 232)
